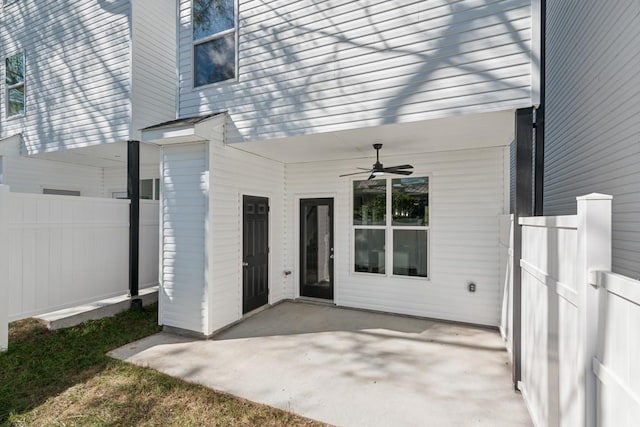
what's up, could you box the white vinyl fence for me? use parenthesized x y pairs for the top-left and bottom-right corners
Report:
(0, 185), (159, 351)
(518, 193), (640, 427)
(499, 214), (514, 357)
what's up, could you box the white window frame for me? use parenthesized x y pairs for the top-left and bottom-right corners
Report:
(112, 178), (161, 200)
(351, 176), (430, 280)
(191, 0), (239, 89)
(5, 51), (25, 118)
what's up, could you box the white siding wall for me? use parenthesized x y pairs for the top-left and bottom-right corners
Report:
(208, 124), (286, 333)
(544, 0), (640, 278)
(0, 136), (105, 197)
(160, 143), (209, 334)
(130, 0), (177, 140)
(0, 0), (132, 153)
(285, 146), (508, 326)
(178, 0), (533, 142)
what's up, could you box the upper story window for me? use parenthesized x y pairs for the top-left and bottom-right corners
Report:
(193, 0), (236, 87)
(5, 52), (25, 117)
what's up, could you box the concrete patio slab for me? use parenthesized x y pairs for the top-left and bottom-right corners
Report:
(109, 301), (531, 426)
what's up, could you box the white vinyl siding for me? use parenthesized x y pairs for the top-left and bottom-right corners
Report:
(207, 133), (285, 333)
(178, 0), (533, 142)
(0, 137), (105, 196)
(130, 0), (177, 140)
(285, 146), (507, 327)
(160, 143), (208, 334)
(544, 0), (640, 278)
(0, 0), (132, 153)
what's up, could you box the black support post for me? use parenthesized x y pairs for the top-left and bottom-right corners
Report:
(127, 140), (141, 309)
(513, 107), (534, 387)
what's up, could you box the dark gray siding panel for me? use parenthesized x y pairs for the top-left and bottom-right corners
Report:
(544, 0), (640, 278)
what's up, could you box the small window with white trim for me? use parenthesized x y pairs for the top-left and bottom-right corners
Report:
(192, 0), (237, 87)
(112, 179), (160, 200)
(140, 178), (160, 200)
(5, 51), (25, 117)
(353, 177), (429, 278)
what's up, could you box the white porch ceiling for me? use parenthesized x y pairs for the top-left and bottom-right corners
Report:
(26, 110), (514, 168)
(30, 141), (161, 169)
(228, 110), (515, 164)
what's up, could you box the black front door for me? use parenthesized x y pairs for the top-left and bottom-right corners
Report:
(300, 198), (334, 300)
(243, 195), (269, 314)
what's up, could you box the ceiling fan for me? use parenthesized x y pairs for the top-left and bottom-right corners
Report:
(340, 143), (413, 180)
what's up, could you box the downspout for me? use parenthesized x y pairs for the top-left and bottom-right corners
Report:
(128, 140), (142, 309)
(534, 0), (546, 215)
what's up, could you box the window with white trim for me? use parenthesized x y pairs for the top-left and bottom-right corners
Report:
(5, 52), (25, 117)
(111, 178), (160, 200)
(353, 177), (429, 278)
(192, 0), (236, 87)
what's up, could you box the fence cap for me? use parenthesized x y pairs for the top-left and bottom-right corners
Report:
(576, 193), (613, 201)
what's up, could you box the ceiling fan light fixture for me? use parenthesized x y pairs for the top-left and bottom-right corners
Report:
(338, 143), (414, 179)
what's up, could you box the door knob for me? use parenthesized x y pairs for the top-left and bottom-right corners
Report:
(242, 262), (249, 267)
(329, 254), (334, 259)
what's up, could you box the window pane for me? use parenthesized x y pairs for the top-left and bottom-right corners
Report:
(353, 179), (386, 225)
(393, 229), (428, 277)
(154, 178), (160, 200)
(6, 52), (24, 85)
(392, 177), (429, 226)
(8, 86), (24, 116)
(140, 179), (153, 200)
(193, 0), (234, 40)
(355, 229), (385, 274)
(194, 34), (235, 86)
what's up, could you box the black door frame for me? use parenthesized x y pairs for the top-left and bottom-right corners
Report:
(299, 197), (334, 300)
(242, 194), (270, 314)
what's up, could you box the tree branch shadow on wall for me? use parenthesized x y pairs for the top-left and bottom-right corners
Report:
(11, 0), (131, 156)
(193, 0), (536, 142)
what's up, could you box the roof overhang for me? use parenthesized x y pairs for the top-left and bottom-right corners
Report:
(141, 113), (226, 145)
(227, 109), (516, 164)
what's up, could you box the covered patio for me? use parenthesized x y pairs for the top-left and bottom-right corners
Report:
(110, 301), (530, 426)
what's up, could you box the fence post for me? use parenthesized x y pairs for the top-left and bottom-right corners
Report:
(0, 185), (9, 352)
(576, 193), (612, 427)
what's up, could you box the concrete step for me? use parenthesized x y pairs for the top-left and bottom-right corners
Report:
(35, 286), (158, 330)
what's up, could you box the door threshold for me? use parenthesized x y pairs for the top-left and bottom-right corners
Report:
(295, 297), (335, 306)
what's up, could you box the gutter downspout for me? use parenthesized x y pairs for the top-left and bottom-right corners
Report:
(534, 0), (546, 216)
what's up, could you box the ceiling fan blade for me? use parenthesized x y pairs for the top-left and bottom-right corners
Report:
(385, 164), (413, 170)
(357, 167), (372, 171)
(367, 173), (376, 180)
(339, 170), (373, 177)
(384, 169), (413, 176)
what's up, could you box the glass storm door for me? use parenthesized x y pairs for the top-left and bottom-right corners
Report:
(300, 198), (334, 300)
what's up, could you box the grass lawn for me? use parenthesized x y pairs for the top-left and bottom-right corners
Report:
(0, 304), (323, 426)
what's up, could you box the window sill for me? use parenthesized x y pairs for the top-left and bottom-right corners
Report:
(350, 270), (431, 282)
(5, 113), (25, 121)
(192, 76), (239, 92)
